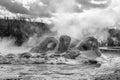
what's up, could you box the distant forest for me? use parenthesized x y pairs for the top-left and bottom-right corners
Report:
(100, 28), (120, 47)
(0, 17), (120, 47)
(0, 17), (51, 46)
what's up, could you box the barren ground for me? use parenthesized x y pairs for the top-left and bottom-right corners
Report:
(0, 52), (120, 80)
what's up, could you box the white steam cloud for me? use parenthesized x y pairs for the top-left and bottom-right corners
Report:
(0, 38), (30, 55)
(0, 0), (120, 54)
(51, 0), (120, 41)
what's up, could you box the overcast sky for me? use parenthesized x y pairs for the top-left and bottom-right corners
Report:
(0, 0), (110, 18)
(1, 0), (120, 39)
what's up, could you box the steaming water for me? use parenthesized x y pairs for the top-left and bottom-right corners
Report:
(0, 52), (120, 80)
(0, 38), (31, 55)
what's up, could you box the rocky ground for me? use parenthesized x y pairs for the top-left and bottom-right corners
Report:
(0, 52), (119, 80)
(0, 32), (119, 80)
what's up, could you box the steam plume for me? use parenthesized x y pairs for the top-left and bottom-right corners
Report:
(0, 0), (120, 54)
(51, 0), (120, 41)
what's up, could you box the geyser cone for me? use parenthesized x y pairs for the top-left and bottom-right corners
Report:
(77, 36), (102, 60)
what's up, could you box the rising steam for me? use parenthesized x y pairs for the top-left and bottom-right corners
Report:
(0, 0), (120, 54)
(51, 0), (120, 41)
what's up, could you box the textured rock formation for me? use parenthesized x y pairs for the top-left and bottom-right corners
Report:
(3, 53), (18, 64)
(18, 52), (32, 59)
(63, 49), (80, 59)
(57, 35), (71, 53)
(30, 37), (58, 53)
(77, 36), (102, 61)
(77, 36), (99, 51)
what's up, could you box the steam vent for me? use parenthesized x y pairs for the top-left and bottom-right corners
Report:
(0, 0), (120, 80)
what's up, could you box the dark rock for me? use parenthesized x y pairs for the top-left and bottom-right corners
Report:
(63, 49), (80, 59)
(77, 36), (99, 51)
(88, 60), (98, 64)
(18, 52), (32, 59)
(57, 35), (71, 53)
(4, 53), (17, 59)
(49, 54), (61, 58)
(3, 53), (17, 64)
(30, 37), (58, 53)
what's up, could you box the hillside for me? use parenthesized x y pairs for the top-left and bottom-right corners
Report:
(0, 18), (51, 46)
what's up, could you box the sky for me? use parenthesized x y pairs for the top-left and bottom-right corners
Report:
(0, 0), (120, 54)
(0, 0), (120, 39)
(0, 0), (110, 18)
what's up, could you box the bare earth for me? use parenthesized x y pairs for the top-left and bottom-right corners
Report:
(0, 53), (120, 80)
